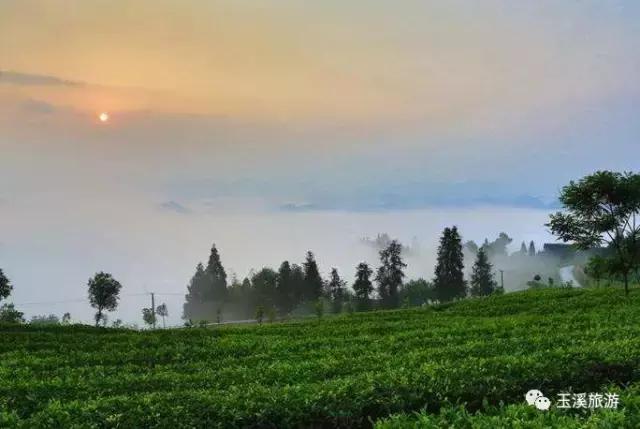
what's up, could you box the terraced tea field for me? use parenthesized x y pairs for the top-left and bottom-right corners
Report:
(1, 287), (639, 428)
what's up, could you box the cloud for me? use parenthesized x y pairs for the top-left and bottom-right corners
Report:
(21, 99), (56, 114)
(0, 70), (83, 87)
(158, 201), (191, 214)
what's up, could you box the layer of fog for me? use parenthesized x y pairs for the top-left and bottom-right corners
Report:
(1, 199), (555, 326)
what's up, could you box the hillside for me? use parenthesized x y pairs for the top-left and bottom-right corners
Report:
(1, 288), (639, 428)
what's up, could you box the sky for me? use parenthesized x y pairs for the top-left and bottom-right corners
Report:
(1, 1), (639, 325)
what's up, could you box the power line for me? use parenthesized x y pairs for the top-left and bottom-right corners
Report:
(12, 291), (184, 307)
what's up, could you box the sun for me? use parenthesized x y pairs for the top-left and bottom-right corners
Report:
(99, 112), (109, 123)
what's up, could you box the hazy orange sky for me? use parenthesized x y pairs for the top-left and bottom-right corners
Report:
(2, 1), (640, 323)
(3, 1), (638, 124)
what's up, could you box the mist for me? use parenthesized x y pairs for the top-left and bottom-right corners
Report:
(1, 200), (555, 326)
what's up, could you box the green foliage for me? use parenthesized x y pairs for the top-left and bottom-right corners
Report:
(87, 272), (122, 327)
(375, 383), (640, 428)
(266, 306), (277, 323)
(156, 303), (168, 328)
(183, 244), (228, 321)
(0, 303), (24, 323)
(548, 171), (640, 295)
(399, 278), (434, 307)
(303, 251), (323, 301)
(434, 226), (467, 302)
(29, 314), (60, 326)
(141, 308), (156, 328)
(353, 262), (374, 311)
(1, 288), (638, 428)
(470, 248), (497, 297)
(254, 305), (264, 324)
(376, 240), (406, 308)
(0, 268), (12, 303)
(328, 268), (346, 313)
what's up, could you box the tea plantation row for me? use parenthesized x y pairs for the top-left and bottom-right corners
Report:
(1, 288), (638, 428)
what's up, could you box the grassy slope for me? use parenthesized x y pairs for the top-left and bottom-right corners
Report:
(1, 288), (639, 428)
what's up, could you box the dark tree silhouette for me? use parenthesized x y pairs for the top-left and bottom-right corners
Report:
(399, 279), (434, 307)
(87, 272), (122, 327)
(156, 303), (168, 328)
(376, 240), (406, 308)
(251, 268), (278, 309)
(303, 251), (323, 301)
(469, 248), (497, 297)
(353, 262), (374, 310)
(276, 261), (296, 315)
(0, 268), (11, 304)
(528, 241), (536, 257)
(328, 268), (346, 313)
(519, 241), (527, 255)
(142, 307), (156, 328)
(433, 226), (467, 302)
(206, 244), (228, 302)
(183, 263), (209, 320)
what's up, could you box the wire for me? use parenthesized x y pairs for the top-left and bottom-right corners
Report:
(11, 291), (184, 306)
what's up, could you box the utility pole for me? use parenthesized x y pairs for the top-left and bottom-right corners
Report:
(499, 270), (504, 290)
(151, 292), (156, 329)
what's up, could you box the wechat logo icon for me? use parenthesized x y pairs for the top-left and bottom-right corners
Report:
(526, 389), (551, 411)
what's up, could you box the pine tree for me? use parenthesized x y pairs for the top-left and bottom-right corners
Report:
(519, 241), (527, 255)
(183, 263), (209, 320)
(276, 261), (296, 315)
(353, 262), (374, 310)
(290, 264), (305, 307)
(528, 241), (536, 257)
(375, 240), (406, 308)
(433, 226), (467, 302)
(469, 248), (497, 297)
(206, 244), (228, 302)
(328, 268), (346, 313)
(303, 251), (323, 301)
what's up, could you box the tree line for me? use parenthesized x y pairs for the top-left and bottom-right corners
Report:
(181, 224), (503, 323)
(1, 170), (638, 326)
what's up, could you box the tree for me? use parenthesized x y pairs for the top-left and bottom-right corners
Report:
(469, 248), (497, 297)
(276, 261), (296, 315)
(328, 268), (346, 313)
(353, 262), (374, 311)
(255, 305), (264, 325)
(156, 303), (168, 328)
(206, 244), (228, 301)
(585, 255), (610, 287)
(303, 251), (323, 301)
(548, 171), (640, 295)
(433, 226), (467, 302)
(399, 279), (434, 307)
(251, 268), (278, 309)
(519, 241), (528, 255)
(482, 233), (513, 258)
(528, 241), (537, 257)
(0, 268), (12, 304)
(142, 307), (156, 328)
(183, 263), (210, 321)
(87, 272), (122, 327)
(30, 314), (60, 325)
(62, 312), (71, 325)
(0, 304), (24, 323)
(375, 240), (406, 308)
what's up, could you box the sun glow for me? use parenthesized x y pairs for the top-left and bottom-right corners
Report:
(99, 112), (109, 123)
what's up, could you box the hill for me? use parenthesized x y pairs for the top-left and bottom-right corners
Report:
(1, 287), (639, 428)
